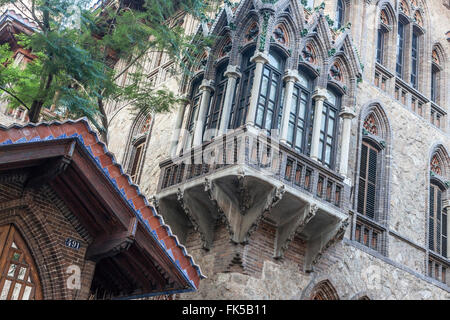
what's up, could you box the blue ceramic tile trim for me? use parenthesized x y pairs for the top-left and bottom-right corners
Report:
(0, 118), (205, 286)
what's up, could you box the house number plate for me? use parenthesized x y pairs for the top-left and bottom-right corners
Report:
(65, 238), (81, 250)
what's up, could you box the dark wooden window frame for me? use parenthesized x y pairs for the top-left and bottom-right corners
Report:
(286, 73), (313, 154)
(184, 77), (203, 148)
(254, 51), (285, 134)
(230, 49), (255, 129)
(205, 62), (229, 138)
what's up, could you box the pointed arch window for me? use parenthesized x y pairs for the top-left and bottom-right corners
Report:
(354, 108), (390, 254)
(431, 48), (443, 105)
(310, 280), (339, 300)
(125, 115), (151, 183)
(0, 224), (42, 300)
(427, 150), (449, 284)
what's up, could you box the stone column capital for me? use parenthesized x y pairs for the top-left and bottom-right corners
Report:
(339, 107), (356, 119)
(282, 69), (300, 83)
(224, 65), (241, 79)
(200, 79), (215, 92)
(250, 52), (269, 65)
(443, 199), (450, 210)
(312, 87), (328, 101)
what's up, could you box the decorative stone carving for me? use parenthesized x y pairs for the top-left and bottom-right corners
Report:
(245, 23), (259, 42)
(274, 204), (318, 259)
(363, 114), (378, 136)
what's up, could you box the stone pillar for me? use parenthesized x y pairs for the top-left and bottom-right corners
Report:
(279, 70), (300, 144)
(338, 107), (356, 178)
(193, 79), (214, 147)
(310, 88), (328, 161)
(218, 65), (241, 136)
(245, 52), (269, 126)
(170, 96), (188, 158)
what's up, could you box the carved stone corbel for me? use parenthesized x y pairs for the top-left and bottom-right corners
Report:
(204, 177), (285, 244)
(274, 204), (318, 259)
(176, 188), (216, 250)
(304, 217), (349, 272)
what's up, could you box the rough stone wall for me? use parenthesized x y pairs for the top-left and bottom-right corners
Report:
(104, 0), (450, 299)
(0, 173), (95, 300)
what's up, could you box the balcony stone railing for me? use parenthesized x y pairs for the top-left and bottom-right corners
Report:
(158, 125), (347, 210)
(155, 125), (350, 272)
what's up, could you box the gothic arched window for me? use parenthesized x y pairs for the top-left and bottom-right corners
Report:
(255, 49), (286, 134)
(427, 148), (449, 283)
(377, 9), (390, 65)
(310, 280), (339, 300)
(0, 224), (42, 300)
(429, 152), (448, 258)
(354, 106), (391, 254)
(431, 46), (444, 106)
(125, 114), (151, 183)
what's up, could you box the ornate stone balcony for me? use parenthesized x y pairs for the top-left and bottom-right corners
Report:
(154, 125), (350, 272)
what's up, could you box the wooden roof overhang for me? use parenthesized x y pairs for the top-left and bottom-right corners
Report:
(0, 10), (36, 50)
(0, 119), (205, 299)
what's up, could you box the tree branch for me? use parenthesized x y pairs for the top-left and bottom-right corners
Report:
(0, 86), (30, 111)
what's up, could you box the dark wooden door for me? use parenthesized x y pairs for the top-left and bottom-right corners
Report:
(0, 224), (42, 300)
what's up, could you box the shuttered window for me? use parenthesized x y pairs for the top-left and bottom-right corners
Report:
(429, 183), (447, 257)
(357, 141), (378, 220)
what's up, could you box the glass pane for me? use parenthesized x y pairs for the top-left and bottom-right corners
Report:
(12, 253), (20, 261)
(325, 90), (336, 105)
(0, 280), (11, 300)
(18, 267), (27, 281)
(7, 264), (17, 277)
(11, 283), (22, 300)
(11, 242), (17, 249)
(261, 76), (269, 96)
(298, 73), (309, 88)
(22, 286), (32, 300)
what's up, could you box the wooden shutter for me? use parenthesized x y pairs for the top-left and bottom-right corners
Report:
(357, 141), (378, 219)
(429, 185), (435, 251)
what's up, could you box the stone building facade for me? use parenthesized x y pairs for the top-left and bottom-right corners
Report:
(1, 0), (450, 300)
(104, 0), (450, 300)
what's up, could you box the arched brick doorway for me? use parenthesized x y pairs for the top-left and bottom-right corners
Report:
(0, 224), (42, 300)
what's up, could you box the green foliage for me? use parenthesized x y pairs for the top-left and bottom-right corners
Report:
(0, 0), (216, 140)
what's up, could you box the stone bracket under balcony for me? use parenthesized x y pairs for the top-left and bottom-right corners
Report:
(304, 217), (349, 272)
(204, 175), (285, 244)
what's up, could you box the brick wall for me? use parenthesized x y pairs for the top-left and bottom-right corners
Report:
(0, 172), (95, 300)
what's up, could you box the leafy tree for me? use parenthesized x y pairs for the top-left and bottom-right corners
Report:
(0, 0), (217, 143)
